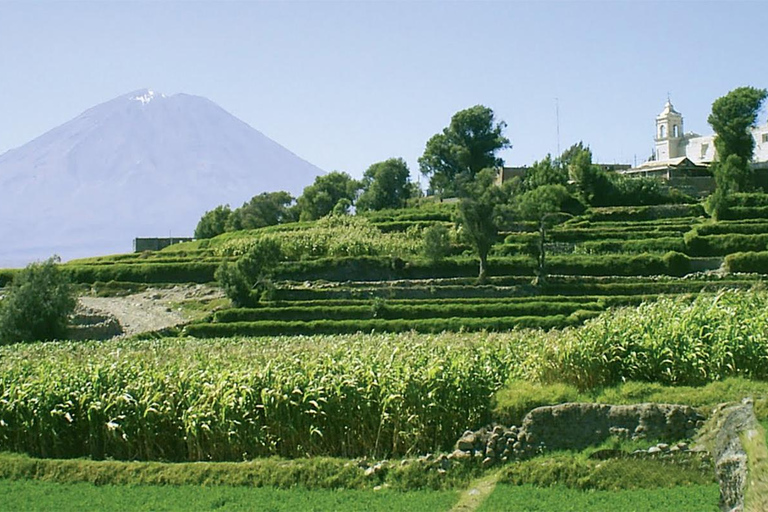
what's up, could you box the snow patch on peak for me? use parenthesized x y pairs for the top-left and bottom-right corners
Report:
(130, 89), (166, 105)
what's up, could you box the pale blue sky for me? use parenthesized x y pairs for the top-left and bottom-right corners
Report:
(1, 0), (765, 186)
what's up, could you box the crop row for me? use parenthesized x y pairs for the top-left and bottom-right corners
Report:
(212, 301), (602, 323)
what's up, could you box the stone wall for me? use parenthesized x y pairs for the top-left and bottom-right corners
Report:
(453, 402), (704, 467)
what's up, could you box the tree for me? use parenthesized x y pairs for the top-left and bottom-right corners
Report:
(0, 256), (76, 344)
(708, 86), (768, 191)
(419, 105), (510, 197)
(194, 205), (232, 239)
(521, 154), (568, 192)
(456, 168), (507, 283)
(296, 172), (361, 221)
(515, 185), (581, 284)
(356, 158), (412, 211)
(215, 239), (282, 307)
(227, 191), (295, 231)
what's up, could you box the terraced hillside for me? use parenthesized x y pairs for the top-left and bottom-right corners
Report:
(7, 195), (759, 338)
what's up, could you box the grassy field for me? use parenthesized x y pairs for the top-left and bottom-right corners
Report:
(0, 480), (459, 512)
(477, 484), (719, 512)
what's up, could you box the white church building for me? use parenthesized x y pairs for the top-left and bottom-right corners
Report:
(624, 100), (768, 177)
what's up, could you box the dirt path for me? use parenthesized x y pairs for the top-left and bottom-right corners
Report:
(450, 472), (500, 512)
(79, 284), (223, 336)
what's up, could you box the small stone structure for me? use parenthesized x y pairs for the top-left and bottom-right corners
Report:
(704, 399), (760, 512)
(453, 402), (705, 467)
(69, 306), (123, 340)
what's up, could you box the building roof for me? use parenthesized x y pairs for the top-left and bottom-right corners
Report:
(657, 100), (681, 118)
(623, 156), (705, 174)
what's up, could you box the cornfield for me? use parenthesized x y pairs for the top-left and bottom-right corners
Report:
(0, 332), (527, 461)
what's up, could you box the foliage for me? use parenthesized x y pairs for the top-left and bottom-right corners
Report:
(704, 186), (730, 220)
(708, 86), (768, 170)
(514, 185), (583, 283)
(194, 204), (232, 239)
(422, 224), (452, 262)
(0, 332), (524, 460)
(0, 257), (76, 344)
(215, 238), (282, 307)
(215, 215), (423, 261)
(356, 158), (412, 211)
(521, 154), (568, 191)
(567, 146), (686, 206)
(532, 291), (768, 389)
(419, 105), (510, 197)
(456, 168), (508, 282)
(297, 172), (361, 221)
(227, 191), (296, 231)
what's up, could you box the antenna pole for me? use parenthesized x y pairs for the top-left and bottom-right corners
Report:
(556, 98), (561, 157)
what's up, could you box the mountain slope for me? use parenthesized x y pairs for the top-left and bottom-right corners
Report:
(0, 89), (324, 267)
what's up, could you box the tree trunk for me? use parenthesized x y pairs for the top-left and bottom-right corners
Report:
(478, 252), (488, 284)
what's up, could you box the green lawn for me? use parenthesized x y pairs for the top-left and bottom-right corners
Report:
(477, 484), (719, 512)
(0, 480), (459, 512)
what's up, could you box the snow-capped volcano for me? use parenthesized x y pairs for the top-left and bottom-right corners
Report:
(0, 89), (325, 267)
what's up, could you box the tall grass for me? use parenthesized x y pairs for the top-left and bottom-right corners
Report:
(0, 333), (528, 461)
(532, 290), (768, 389)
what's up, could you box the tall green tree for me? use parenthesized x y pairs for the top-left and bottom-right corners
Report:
(296, 172), (361, 221)
(708, 86), (768, 191)
(356, 158), (412, 211)
(0, 256), (76, 344)
(515, 185), (579, 284)
(419, 105), (511, 197)
(227, 191), (295, 231)
(456, 168), (507, 283)
(194, 205), (232, 239)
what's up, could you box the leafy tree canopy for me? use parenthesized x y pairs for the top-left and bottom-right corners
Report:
(708, 86), (767, 192)
(356, 158), (412, 211)
(708, 86), (768, 163)
(227, 191), (295, 231)
(0, 256), (76, 344)
(194, 205), (233, 239)
(297, 172), (361, 221)
(419, 105), (510, 197)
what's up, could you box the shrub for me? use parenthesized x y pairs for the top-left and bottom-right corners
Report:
(216, 239), (282, 307)
(724, 251), (768, 273)
(422, 224), (452, 262)
(0, 257), (76, 344)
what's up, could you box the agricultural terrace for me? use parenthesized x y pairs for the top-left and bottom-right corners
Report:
(3, 196), (768, 510)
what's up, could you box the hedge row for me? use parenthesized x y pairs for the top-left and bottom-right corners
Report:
(186, 311), (600, 337)
(694, 221), (768, 236)
(576, 237), (685, 255)
(274, 279), (746, 301)
(62, 262), (218, 284)
(723, 251), (768, 273)
(213, 301), (602, 323)
(719, 206), (768, 220)
(684, 233), (768, 257)
(371, 220), (451, 233)
(274, 253), (692, 282)
(584, 204), (704, 222)
(545, 227), (689, 243)
(266, 295), (621, 308)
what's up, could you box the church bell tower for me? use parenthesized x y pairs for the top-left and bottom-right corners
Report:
(655, 99), (684, 161)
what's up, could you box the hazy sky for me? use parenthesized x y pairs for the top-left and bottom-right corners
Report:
(1, 0), (766, 185)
